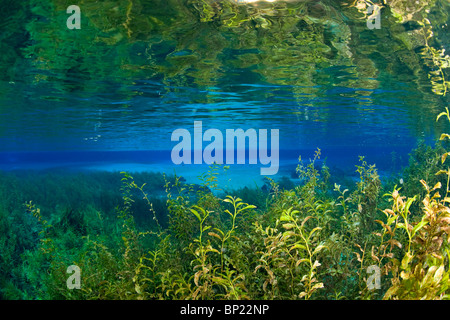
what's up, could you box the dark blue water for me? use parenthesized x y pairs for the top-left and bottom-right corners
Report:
(0, 0), (448, 189)
(0, 79), (441, 188)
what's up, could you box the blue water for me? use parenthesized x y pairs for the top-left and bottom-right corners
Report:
(0, 0), (448, 190)
(0, 80), (440, 188)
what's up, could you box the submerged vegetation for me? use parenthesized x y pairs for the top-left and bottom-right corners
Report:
(1, 0), (450, 301)
(1, 110), (450, 300)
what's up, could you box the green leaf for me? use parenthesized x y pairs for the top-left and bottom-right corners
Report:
(383, 285), (398, 300)
(223, 197), (233, 204)
(434, 265), (445, 284)
(212, 228), (225, 237)
(412, 219), (428, 236)
(308, 227), (322, 240)
(290, 243), (306, 251)
(190, 208), (201, 221)
(403, 197), (416, 217)
(436, 108), (449, 122)
(312, 245), (326, 256)
(283, 223), (296, 230)
(224, 209), (233, 218)
(296, 258), (309, 266)
(238, 205), (257, 213)
(279, 215), (292, 222)
(401, 252), (413, 270)
(397, 222), (406, 230)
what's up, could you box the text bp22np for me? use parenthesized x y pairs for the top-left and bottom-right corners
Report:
(224, 304), (269, 315)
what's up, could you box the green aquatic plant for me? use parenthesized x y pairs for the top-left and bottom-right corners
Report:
(365, 107), (450, 300)
(212, 196), (256, 272)
(401, 141), (448, 203)
(296, 148), (324, 194)
(379, 183), (450, 299)
(185, 196), (256, 299)
(352, 156), (382, 234)
(186, 205), (218, 299)
(8, 112), (450, 300)
(157, 193), (256, 300)
(254, 207), (325, 299)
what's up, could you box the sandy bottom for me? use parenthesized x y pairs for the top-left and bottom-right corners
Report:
(81, 159), (298, 190)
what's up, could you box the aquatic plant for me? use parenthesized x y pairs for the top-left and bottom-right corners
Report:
(254, 207), (325, 299)
(1, 0), (449, 302)
(3, 111), (450, 300)
(363, 107), (450, 299)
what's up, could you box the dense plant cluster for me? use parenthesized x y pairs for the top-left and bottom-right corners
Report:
(1, 0), (449, 301)
(2, 117), (450, 299)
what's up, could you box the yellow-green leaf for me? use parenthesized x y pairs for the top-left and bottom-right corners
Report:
(291, 243), (306, 251)
(434, 265), (445, 284)
(437, 108), (449, 122)
(208, 232), (222, 240)
(313, 245), (326, 256)
(433, 182), (442, 190)
(436, 170), (449, 176)
(283, 223), (295, 230)
(401, 252), (413, 270)
(312, 282), (324, 290)
(296, 258), (309, 267)
(308, 227), (322, 239)
(190, 208), (201, 221)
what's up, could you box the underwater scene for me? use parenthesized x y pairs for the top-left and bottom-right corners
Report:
(1, 0), (450, 302)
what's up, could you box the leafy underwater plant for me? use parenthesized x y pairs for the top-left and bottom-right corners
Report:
(254, 207), (325, 300)
(12, 115), (450, 300)
(368, 107), (450, 300)
(158, 193), (256, 300)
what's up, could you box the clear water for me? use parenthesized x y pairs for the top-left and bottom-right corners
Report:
(3, 0), (450, 302)
(0, 0), (449, 189)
